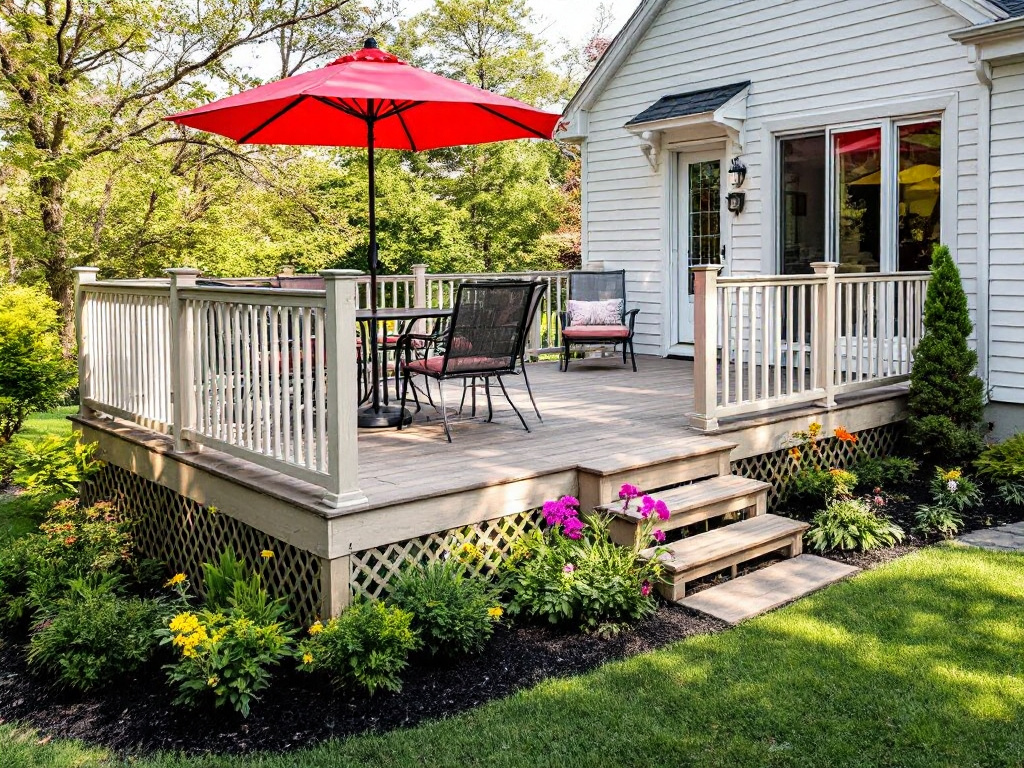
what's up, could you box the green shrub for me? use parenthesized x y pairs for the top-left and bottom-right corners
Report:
(0, 285), (77, 445)
(929, 468), (982, 513)
(160, 609), (295, 717)
(201, 547), (288, 624)
(914, 504), (963, 538)
(975, 434), (1024, 506)
(806, 498), (904, 552)
(388, 559), (501, 657)
(27, 577), (166, 691)
(853, 456), (919, 491)
(907, 245), (986, 464)
(298, 601), (419, 696)
(9, 434), (103, 503)
(501, 499), (664, 631)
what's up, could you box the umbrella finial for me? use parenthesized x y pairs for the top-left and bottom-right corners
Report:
(364, 38), (379, 49)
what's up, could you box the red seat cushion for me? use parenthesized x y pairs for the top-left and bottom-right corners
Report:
(405, 355), (509, 375)
(562, 324), (631, 340)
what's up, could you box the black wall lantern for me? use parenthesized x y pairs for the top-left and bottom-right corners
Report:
(728, 156), (747, 188)
(726, 191), (746, 214)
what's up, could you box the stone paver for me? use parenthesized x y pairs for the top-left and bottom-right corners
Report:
(679, 554), (860, 624)
(957, 522), (1024, 552)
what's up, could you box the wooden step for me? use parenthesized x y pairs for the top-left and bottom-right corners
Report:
(577, 436), (737, 513)
(598, 475), (770, 546)
(643, 514), (810, 601)
(679, 555), (860, 624)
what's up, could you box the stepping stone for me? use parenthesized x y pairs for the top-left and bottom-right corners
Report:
(679, 555), (860, 624)
(957, 522), (1024, 552)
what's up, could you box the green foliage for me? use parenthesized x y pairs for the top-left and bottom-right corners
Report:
(852, 456), (919, 492)
(298, 601), (419, 696)
(201, 547), (289, 624)
(0, 499), (134, 630)
(975, 433), (1024, 506)
(0, 286), (76, 444)
(387, 558), (501, 657)
(501, 515), (662, 631)
(806, 498), (905, 552)
(907, 245), (985, 463)
(27, 577), (166, 691)
(8, 434), (103, 502)
(913, 504), (964, 538)
(160, 609), (295, 718)
(929, 468), (982, 513)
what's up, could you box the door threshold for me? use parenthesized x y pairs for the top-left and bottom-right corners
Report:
(667, 343), (694, 360)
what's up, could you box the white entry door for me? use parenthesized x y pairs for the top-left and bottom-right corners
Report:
(676, 153), (725, 348)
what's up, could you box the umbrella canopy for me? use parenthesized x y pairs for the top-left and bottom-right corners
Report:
(165, 40), (560, 427)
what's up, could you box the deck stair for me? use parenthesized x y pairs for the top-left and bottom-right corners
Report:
(642, 514), (810, 602)
(598, 474), (770, 547)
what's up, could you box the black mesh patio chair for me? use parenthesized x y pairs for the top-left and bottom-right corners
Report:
(559, 269), (639, 372)
(397, 281), (535, 442)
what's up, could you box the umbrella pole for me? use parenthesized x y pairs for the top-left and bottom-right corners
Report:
(359, 104), (411, 428)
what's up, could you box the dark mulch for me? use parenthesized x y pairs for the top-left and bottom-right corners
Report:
(0, 605), (725, 756)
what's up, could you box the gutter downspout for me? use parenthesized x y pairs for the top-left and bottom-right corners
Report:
(968, 44), (993, 398)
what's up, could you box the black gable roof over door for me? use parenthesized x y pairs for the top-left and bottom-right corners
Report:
(991, 0), (1024, 16)
(626, 82), (750, 127)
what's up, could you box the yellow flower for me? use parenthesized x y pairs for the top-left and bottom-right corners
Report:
(207, 505), (219, 515)
(164, 573), (186, 588)
(455, 542), (482, 563)
(260, 549), (274, 559)
(808, 422), (822, 437)
(941, 468), (962, 482)
(169, 612), (200, 635)
(207, 676), (219, 688)
(302, 652), (314, 664)
(488, 606), (503, 619)
(308, 621), (324, 636)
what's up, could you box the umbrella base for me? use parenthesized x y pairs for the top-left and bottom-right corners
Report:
(358, 404), (413, 429)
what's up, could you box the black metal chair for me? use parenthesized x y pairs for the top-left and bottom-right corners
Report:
(398, 281), (535, 442)
(559, 269), (639, 372)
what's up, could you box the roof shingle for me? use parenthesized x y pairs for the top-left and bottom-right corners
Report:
(991, 0), (1024, 16)
(625, 81), (750, 127)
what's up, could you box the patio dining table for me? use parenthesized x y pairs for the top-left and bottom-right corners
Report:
(356, 307), (452, 412)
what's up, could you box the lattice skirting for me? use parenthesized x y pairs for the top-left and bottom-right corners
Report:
(349, 510), (543, 601)
(82, 464), (322, 621)
(731, 422), (904, 508)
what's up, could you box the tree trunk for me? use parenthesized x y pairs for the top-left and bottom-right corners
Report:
(35, 174), (76, 354)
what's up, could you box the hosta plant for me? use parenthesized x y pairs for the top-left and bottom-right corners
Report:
(913, 504), (964, 538)
(975, 433), (1024, 506)
(806, 497), (904, 552)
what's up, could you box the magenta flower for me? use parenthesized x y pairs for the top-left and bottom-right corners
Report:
(563, 563), (575, 574)
(618, 484), (641, 510)
(652, 529), (666, 543)
(561, 515), (586, 540)
(560, 495), (580, 508)
(639, 495), (655, 519)
(654, 500), (670, 521)
(641, 581), (652, 597)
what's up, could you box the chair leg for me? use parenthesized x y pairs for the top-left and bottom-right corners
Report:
(520, 355), (542, 421)
(629, 338), (637, 372)
(496, 376), (530, 433)
(561, 341), (571, 372)
(437, 379), (453, 442)
(484, 378), (494, 423)
(398, 370), (410, 431)
(621, 342), (627, 364)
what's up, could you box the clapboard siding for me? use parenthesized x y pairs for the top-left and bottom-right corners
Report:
(580, 0), (981, 357)
(988, 61), (1024, 404)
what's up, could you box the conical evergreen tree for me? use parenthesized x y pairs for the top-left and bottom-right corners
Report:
(907, 244), (985, 462)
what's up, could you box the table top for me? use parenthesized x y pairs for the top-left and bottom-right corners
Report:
(356, 307), (452, 322)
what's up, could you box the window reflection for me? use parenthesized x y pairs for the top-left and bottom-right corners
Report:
(898, 121), (942, 271)
(780, 135), (825, 275)
(834, 128), (882, 273)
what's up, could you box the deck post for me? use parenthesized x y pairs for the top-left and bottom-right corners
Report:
(689, 265), (723, 431)
(319, 555), (352, 618)
(166, 268), (201, 452)
(811, 262), (838, 408)
(73, 267), (100, 419)
(320, 270), (369, 513)
(412, 263), (428, 334)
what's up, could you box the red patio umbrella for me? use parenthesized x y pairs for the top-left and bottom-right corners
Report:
(165, 39), (560, 427)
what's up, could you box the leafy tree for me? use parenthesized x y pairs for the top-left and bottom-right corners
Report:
(907, 244), (986, 463)
(0, 284), (76, 444)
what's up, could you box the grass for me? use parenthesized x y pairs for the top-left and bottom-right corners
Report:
(0, 406), (76, 545)
(2, 545), (1023, 767)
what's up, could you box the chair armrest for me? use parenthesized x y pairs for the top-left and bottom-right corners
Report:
(624, 308), (640, 333)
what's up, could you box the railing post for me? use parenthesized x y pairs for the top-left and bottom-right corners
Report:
(73, 267), (100, 419)
(689, 265), (722, 431)
(320, 269), (369, 513)
(412, 263), (428, 335)
(166, 268), (201, 452)
(812, 261), (838, 408)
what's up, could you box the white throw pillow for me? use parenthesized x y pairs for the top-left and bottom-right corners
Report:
(567, 299), (623, 326)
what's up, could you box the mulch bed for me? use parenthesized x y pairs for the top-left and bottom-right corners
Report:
(3, 472), (1023, 757)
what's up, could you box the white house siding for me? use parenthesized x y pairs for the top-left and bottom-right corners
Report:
(988, 61), (1024, 405)
(581, 0), (982, 355)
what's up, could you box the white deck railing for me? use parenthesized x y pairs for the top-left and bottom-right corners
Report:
(690, 263), (929, 431)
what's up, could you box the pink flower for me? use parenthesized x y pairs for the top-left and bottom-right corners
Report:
(559, 495), (580, 508)
(654, 500), (670, 521)
(641, 581), (652, 597)
(561, 515), (586, 540)
(563, 563), (575, 573)
(652, 529), (666, 543)
(618, 483), (641, 508)
(873, 495), (885, 507)
(639, 495), (655, 519)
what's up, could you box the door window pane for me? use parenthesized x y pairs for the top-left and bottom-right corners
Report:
(780, 135), (826, 274)
(897, 121), (941, 271)
(687, 160), (721, 294)
(834, 127), (882, 272)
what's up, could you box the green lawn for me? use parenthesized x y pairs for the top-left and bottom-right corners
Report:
(0, 406), (76, 545)
(2, 545), (1023, 768)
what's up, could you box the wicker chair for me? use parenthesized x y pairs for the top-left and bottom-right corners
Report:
(559, 270), (639, 372)
(397, 281), (536, 442)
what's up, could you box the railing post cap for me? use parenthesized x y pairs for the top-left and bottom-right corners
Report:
(319, 269), (365, 280)
(690, 265), (723, 273)
(164, 267), (202, 276)
(72, 266), (100, 274)
(810, 261), (837, 273)
(412, 263), (428, 270)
